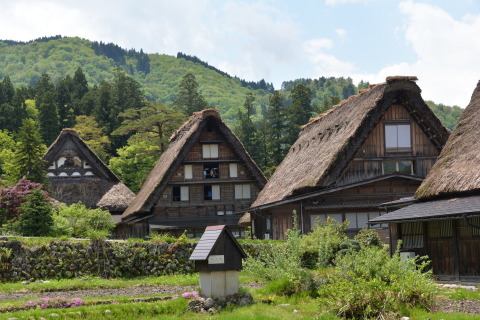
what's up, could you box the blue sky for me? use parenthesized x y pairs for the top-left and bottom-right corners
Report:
(1, 0), (480, 107)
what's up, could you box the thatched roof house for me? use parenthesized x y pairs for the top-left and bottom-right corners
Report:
(252, 76), (448, 209)
(44, 129), (135, 214)
(248, 76), (449, 240)
(120, 109), (266, 238)
(370, 81), (480, 281)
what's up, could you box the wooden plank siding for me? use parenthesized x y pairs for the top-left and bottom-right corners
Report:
(339, 104), (440, 186)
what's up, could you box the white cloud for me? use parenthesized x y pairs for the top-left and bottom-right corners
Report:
(325, 0), (373, 6)
(303, 38), (355, 76)
(354, 1), (480, 107)
(335, 28), (347, 38)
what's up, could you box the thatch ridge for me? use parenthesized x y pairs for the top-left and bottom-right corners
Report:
(252, 76), (449, 208)
(122, 109), (267, 221)
(415, 80), (480, 200)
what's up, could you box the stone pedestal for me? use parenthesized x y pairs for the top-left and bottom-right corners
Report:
(199, 270), (239, 297)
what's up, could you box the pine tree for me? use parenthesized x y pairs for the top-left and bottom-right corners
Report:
(11, 119), (47, 184)
(236, 93), (259, 161)
(17, 188), (53, 236)
(35, 74), (60, 144)
(264, 90), (286, 168)
(174, 72), (209, 116)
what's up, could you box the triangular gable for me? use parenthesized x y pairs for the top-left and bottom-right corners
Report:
(190, 225), (246, 261)
(44, 129), (119, 182)
(122, 109), (267, 221)
(252, 77), (449, 208)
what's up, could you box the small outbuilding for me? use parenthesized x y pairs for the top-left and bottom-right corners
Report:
(190, 225), (247, 297)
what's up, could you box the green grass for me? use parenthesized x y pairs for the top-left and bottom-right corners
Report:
(409, 307), (480, 320)
(3, 293), (333, 320)
(446, 288), (480, 301)
(0, 274), (200, 294)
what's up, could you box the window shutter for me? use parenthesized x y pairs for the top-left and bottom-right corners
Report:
(234, 185), (243, 199)
(202, 145), (211, 158)
(210, 144), (219, 158)
(184, 165), (193, 179)
(242, 184), (251, 198)
(229, 163), (238, 178)
(212, 185), (220, 200)
(180, 186), (189, 201)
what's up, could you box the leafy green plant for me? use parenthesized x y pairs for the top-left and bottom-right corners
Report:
(300, 217), (349, 268)
(354, 228), (381, 248)
(318, 245), (438, 319)
(244, 211), (314, 295)
(56, 202), (115, 238)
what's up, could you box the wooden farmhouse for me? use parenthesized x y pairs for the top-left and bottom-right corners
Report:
(43, 129), (135, 223)
(247, 76), (449, 240)
(120, 109), (267, 239)
(370, 80), (480, 281)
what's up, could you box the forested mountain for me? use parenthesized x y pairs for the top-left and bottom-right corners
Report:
(0, 36), (463, 190)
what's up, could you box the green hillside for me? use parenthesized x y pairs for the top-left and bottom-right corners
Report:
(0, 37), (273, 123)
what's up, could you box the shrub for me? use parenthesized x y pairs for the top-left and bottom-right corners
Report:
(16, 188), (54, 236)
(354, 228), (381, 248)
(318, 245), (437, 319)
(56, 202), (115, 238)
(244, 211), (314, 295)
(300, 217), (349, 268)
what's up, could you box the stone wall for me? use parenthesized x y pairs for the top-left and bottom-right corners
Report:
(0, 240), (195, 282)
(0, 239), (269, 282)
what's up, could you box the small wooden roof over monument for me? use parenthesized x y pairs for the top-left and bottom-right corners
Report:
(43, 128), (135, 213)
(190, 225), (246, 272)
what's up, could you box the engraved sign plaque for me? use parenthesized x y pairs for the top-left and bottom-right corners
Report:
(208, 255), (225, 264)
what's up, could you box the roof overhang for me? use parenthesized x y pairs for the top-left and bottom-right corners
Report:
(370, 194), (480, 224)
(247, 173), (424, 212)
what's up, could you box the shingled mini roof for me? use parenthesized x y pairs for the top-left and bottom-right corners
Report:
(190, 225), (246, 271)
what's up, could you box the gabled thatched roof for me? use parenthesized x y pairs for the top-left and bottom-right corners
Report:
(44, 128), (119, 182)
(44, 128), (135, 212)
(252, 76), (449, 208)
(415, 81), (480, 200)
(121, 109), (267, 222)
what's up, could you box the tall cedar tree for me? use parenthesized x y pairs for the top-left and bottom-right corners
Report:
(174, 72), (208, 116)
(17, 188), (54, 236)
(236, 93), (259, 162)
(36, 74), (60, 145)
(12, 119), (47, 184)
(55, 76), (75, 128)
(0, 75), (17, 133)
(71, 67), (89, 113)
(265, 90), (286, 168)
(286, 84), (313, 145)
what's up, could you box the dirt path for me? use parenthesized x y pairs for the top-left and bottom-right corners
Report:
(0, 285), (198, 301)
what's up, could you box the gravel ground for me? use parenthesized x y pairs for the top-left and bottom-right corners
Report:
(0, 283), (266, 302)
(1, 283), (480, 315)
(435, 298), (480, 315)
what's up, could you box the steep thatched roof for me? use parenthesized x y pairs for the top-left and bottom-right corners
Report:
(252, 76), (449, 208)
(122, 109), (267, 222)
(415, 81), (480, 200)
(44, 128), (135, 213)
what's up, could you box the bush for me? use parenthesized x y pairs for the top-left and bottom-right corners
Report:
(56, 202), (115, 238)
(318, 245), (437, 319)
(354, 228), (381, 248)
(16, 189), (54, 236)
(300, 217), (349, 268)
(244, 211), (314, 295)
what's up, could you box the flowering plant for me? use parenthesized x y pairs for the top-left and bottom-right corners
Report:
(181, 291), (200, 299)
(25, 297), (84, 309)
